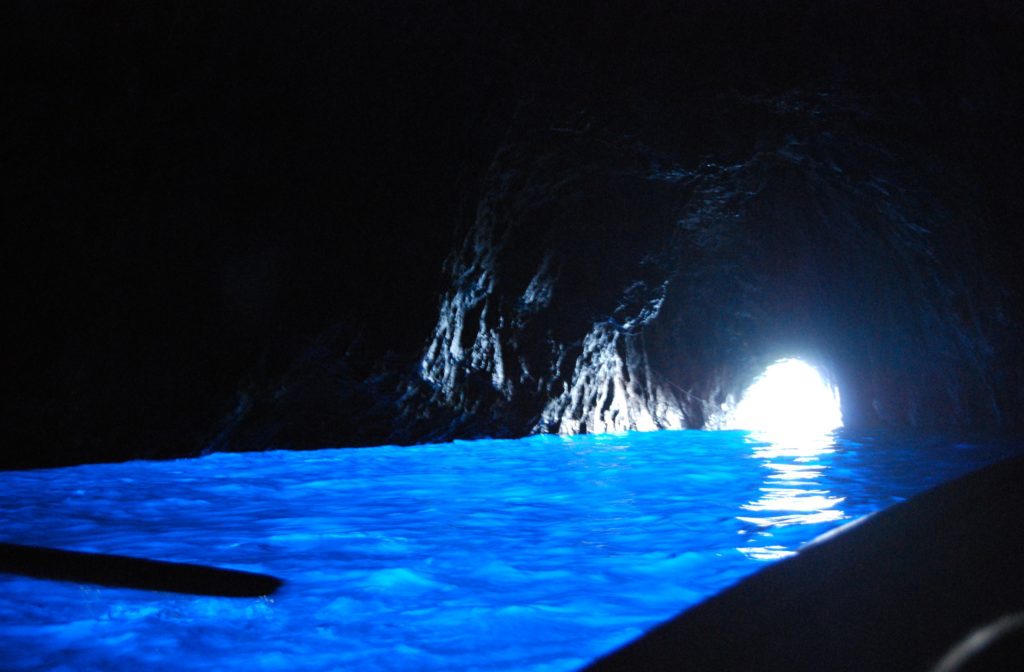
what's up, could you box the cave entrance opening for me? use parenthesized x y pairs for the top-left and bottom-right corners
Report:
(724, 357), (843, 438)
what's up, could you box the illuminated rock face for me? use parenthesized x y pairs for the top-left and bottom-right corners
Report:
(406, 118), (693, 437)
(405, 90), (1021, 437)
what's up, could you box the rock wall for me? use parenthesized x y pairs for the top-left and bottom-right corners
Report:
(402, 90), (1021, 437)
(12, 1), (1023, 466)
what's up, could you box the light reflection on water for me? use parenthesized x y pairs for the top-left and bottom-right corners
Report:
(735, 431), (846, 560)
(0, 430), (1020, 671)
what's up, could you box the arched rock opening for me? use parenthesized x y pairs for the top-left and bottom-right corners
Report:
(401, 91), (1018, 439)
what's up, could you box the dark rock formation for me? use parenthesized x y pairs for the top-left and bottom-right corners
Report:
(7, 1), (1024, 466)
(190, 1), (1024, 453)
(400, 86), (1023, 438)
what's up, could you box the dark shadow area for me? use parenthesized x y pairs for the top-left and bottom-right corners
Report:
(5, 1), (1024, 467)
(0, 542), (282, 597)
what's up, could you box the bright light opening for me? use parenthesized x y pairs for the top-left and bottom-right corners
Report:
(724, 358), (843, 437)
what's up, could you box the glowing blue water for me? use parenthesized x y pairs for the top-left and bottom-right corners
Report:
(0, 430), (1020, 671)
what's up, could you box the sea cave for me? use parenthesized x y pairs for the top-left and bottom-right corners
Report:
(4, 1), (1024, 670)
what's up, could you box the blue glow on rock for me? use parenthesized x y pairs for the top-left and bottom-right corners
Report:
(724, 358), (843, 440)
(0, 431), (1018, 671)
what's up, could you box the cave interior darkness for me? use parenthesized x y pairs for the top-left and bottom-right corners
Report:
(4, 0), (1024, 470)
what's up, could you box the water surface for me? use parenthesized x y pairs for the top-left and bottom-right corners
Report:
(0, 429), (1019, 671)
